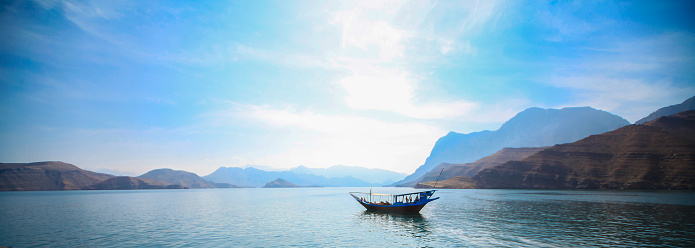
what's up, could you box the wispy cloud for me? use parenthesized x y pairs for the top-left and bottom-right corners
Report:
(323, 1), (506, 120)
(535, 2), (598, 42)
(549, 75), (688, 119)
(546, 32), (695, 122)
(227, 103), (445, 172)
(6, 0), (692, 176)
(40, 0), (130, 47)
(332, 8), (411, 61)
(337, 68), (478, 119)
(242, 104), (442, 138)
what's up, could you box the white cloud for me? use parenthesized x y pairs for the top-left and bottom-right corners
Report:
(454, 0), (503, 34)
(337, 69), (477, 119)
(244, 104), (441, 138)
(332, 6), (411, 61)
(547, 32), (695, 122)
(549, 75), (694, 122)
(321, 1), (507, 121)
(329, 0), (501, 61)
(535, 1), (599, 42)
(48, 0), (129, 46)
(233, 104), (445, 173)
(339, 72), (412, 113)
(438, 38), (455, 55)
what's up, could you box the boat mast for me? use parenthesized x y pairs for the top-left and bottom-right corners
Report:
(433, 168), (444, 189)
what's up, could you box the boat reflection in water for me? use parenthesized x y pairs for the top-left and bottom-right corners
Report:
(349, 190), (440, 213)
(357, 211), (433, 243)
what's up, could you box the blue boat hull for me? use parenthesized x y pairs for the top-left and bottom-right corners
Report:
(350, 193), (438, 213)
(357, 201), (427, 213)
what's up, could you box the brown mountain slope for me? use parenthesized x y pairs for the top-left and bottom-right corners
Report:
(472, 111), (695, 189)
(85, 176), (185, 190)
(0, 161), (114, 191)
(635, 96), (695, 124)
(416, 147), (548, 185)
(416, 176), (478, 189)
(139, 168), (217, 189)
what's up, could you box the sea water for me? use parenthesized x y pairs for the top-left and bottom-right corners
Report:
(1, 188), (694, 247)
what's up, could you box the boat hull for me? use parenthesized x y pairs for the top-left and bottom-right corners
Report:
(357, 201), (427, 213)
(350, 193), (438, 213)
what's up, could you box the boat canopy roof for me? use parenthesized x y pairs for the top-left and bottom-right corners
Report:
(349, 190), (436, 197)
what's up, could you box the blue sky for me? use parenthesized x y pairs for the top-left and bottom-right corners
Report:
(1, 0), (694, 176)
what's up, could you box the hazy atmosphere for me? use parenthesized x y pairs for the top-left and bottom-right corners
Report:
(1, 0), (694, 176)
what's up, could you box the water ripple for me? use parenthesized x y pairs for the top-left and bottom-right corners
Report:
(0, 189), (693, 247)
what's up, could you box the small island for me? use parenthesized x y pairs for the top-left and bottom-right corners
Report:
(262, 178), (301, 188)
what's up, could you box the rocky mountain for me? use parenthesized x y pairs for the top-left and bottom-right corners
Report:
(421, 111), (695, 189)
(289, 165), (406, 185)
(394, 107), (630, 186)
(0, 162), (231, 191)
(636, 96), (695, 124)
(139, 168), (219, 189)
(85, 176), (185, 190)
(203, 167), (370, 187)
(0, 161), (114, 191)
(416, 176), (478, 189)
(416, 147), (548, 184)
(262, 178), (301, 188)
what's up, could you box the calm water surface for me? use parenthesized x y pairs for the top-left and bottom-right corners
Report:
(1, 188), (694, 247)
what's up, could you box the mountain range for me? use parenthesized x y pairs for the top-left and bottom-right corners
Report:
(4, 97), (694, 191)
(636, 96), (695, 124)
(85, 176), (186, 190)
(0, 162), (404, 190)
(416, 147), (549, 184)
(418, 111), (694, 189)
(139, 168), (218, 189)
(288, 165), (406, 185)
(0, 162), (241, 191)
(0, 161), (113, 191)
(393, 107), (631, 187)
(202, 167), (372, 188)
(415, 95), (695, 189)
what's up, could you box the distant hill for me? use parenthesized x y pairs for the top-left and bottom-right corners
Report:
(416, 147), (548, 185)
(0, 162), (225, 191)
(139, 168), (221, 189)
(211, 182), (244, 188)
(635, 96), (695, 124)
(262, 178), (301, 188)
(203, 167), (370, 187)
(422, 111), (695, 190)
(289, 165), (406, 185)
(0, 161), (114, 191)
(85, 176), (185, 190)
(394, 107), (630, 186)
